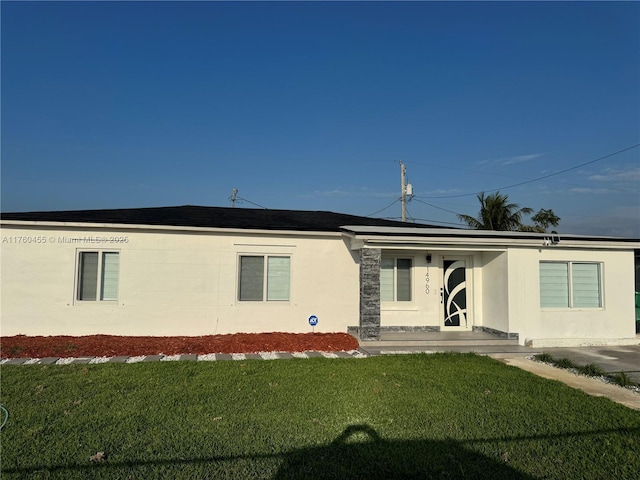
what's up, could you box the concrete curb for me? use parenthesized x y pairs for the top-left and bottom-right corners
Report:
(0, 350), (369, 365)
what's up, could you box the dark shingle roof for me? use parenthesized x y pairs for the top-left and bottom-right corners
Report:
(1, 205), (439, 232)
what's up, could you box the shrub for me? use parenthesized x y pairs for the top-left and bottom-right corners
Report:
(533, 352), (554, 363)
(610, 371), (634, 387)
(577, 363), (604, 377)
(553, 357), (576, 369)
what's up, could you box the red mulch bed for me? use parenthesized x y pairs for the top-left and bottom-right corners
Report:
(0, 333), (360, 359)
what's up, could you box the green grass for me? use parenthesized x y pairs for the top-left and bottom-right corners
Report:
(1, 353), (639, 479)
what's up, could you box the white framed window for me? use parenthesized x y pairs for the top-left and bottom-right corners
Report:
(381, 257), (412, 302)
(239, 255), (290, 301)
(539, 261), (602, 308)
(77, 251), (120, 301)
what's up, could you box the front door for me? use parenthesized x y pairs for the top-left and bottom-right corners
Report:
(442, 259), (468, 328)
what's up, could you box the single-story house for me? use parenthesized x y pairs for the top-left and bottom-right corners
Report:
(1, 205), (638, 347)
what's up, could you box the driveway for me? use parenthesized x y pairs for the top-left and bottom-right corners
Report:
(540, 345), (640, 384)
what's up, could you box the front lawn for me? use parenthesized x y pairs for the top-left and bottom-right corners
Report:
(1, 353), (639, 479)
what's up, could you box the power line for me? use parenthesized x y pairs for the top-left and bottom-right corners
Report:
(404, 206), (416, 223)
(407, 158), (617, 192)
(412, 198), (463, 216)
(416, 143), (640, 199)
(414, 196), (637, 227)
(228, 188), (269, 209)
(366, 198), (400, 217)
(382, 216), (465, 227)
(236, 196), (269, 209)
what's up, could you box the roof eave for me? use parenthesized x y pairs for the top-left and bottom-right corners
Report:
(340, 226), (640, 250)
(0, 220), (343, 238)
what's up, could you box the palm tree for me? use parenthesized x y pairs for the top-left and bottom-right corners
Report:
(458, 192), (533, 231)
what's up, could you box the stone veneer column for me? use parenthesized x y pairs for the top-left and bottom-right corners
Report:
(359, 248), (381, 340)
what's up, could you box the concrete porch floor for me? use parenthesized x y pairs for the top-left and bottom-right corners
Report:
(359, 329), (526, 350)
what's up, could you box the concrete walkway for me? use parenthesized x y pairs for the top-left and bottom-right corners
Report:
(495, 355), (640, 411)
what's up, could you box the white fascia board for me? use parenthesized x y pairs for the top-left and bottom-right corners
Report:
(365, 243), (507, 253)
(358, 239), (507, 252)
(0, 220), (343, 239)
(359, 237), (638, 251)
(342, 231), (640, 251)
(342, 224), (639, 241)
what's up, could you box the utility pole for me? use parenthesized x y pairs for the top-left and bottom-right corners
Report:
(400, 161), (407, 221)
(230, 188), (238, 208)
(400, 161), (413, 222)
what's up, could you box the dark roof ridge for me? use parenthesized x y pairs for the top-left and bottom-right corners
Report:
(1, 204), (440, 232)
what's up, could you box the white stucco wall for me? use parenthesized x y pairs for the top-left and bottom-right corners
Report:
(379, 253), (441, 328)
(1, 225), (359, 336)
(379, 251), (480, 331)
(506, 247), (637, 346)
(478, 251), (510, 333)
(377, 244), (637, 346)
(3, 223), (637, 347)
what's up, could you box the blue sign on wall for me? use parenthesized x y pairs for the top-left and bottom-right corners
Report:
(308, 315), (319, 326)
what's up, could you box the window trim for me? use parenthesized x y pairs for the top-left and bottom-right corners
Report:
(238, 254), (291, 302)
(539, 261), (603, 309)
(381, 256), (413, 303)
(76, 250), (120, 303)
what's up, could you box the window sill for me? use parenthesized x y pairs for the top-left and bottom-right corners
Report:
(381, 304), (418, 312)
(540, 307), (604, 311)
(236, 301), (292, 305)
(74, 301), (120, 305)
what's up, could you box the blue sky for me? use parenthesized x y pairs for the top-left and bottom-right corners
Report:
(2, 1), (639, 236)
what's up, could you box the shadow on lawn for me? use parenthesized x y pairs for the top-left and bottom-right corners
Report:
(4, 424), (638, 479)
(273, 424), (535, 479)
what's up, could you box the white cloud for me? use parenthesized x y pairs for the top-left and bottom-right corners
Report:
(311, 189), (352, 198)
(478, 152), (546, 166)
(303, 188), (397, 199)
(500, 153), (547, 165)
(588, 167), (640, 182)
(566, 187), (612, 194)
(420, 188), (464, 196)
